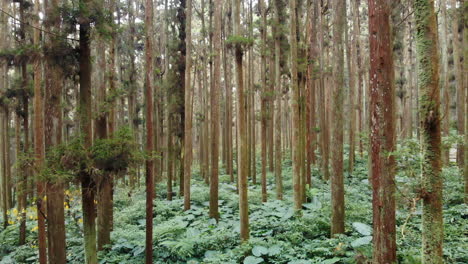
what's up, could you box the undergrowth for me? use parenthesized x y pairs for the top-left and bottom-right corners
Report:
(0, 139), (467, 264)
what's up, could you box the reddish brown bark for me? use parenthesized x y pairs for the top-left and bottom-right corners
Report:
(368, 0), (397, 262)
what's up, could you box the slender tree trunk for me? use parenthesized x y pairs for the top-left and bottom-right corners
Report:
(290, 0), (302, 211)
(24, 0), (46, 261)
(318, 1), (330, 181)
(368, 0), (397, 262)
(451, 0), (465, 168)
(209, 0), (221, 219)
(233, 0), (249, 241)
(331, 0), (345, 236)
(79, 0), (97, 261)
(259, 0), (267, 202)
(440, 0), (450, 164)
(144, 0), (155, 262)
(184, 0), (193, 211)
(273, 0), (283, 200)
(414, 0), (443, 262)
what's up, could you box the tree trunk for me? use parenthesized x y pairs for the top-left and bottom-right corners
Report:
(233, 0), (249, 241)
(451, 0), (465, 168)
(44, 0), (67, 260)
(79, 0), (97, 261)
(209, 0), (221, 219)
(184, 0), (193, 211)
(414, 0), (443, 262)
(318, 1), (330, 181)
(331, 0), (345, 236)
(144, 0), (155, 262)
(259, 0), (267, 202)
(273, 0), (283, 200)
(368, 0), (397, 262)
(290, 0), (302, 211)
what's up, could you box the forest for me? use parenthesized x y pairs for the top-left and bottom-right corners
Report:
(0, 0), (466, 263)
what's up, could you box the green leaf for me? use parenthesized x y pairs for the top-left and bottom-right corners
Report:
(322, 258), (341, 264)
(351, 236), (372, 248)
(244, 256), (264, 264)
(287, 260), (312, 264)
(268, 245), (281, 256)
(252, 245), (269, 256)
(352, 222), (372, 236)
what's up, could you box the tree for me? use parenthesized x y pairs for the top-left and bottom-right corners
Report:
(184, 0), (193, 211)
(209, 0), (221, 219)
(273, 0), (283, 201)
(79, 0), (97, 261)
(450, 0), (465, 168)
(259, 0), (267, 203)
(233, 0), (249, 241)
(33, 0), (47, 262)
(331, 0), (345, 236)
(414, 0), (443, 262)
(144, 0), (155, 262)
(368, 0), (396, 262)
(290, 0), (302, 211)
(44, 0), (67, 260)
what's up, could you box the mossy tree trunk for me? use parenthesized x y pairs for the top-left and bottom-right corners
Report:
(414, 0), (444, 262)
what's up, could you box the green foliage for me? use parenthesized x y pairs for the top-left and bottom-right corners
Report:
(225, 35), (255, 50)
(2, 141), (467, 263)
(41, 137), (90, 183)
(91, 127), (142, 173)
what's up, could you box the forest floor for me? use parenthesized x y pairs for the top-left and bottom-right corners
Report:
(0, 140), (467, 264)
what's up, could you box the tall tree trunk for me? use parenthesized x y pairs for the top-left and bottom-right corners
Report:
(273, 0), (283, 200)
(368, 0), (397, 262)
(318, 1), (330, 181)
(290, 0), (302, 211)
(25, 0), (46, 261)
(414, 0), (443, 262)
(79, 0), (97, 261)
(347, 0), (356, 174)
(44, 0), (67, 260)
(260, 0), (267, 202)
(96, 36), (111, 251)
(144, 0), (155, 262)
(233, 0), (249, 241)
(451, 0), (465, 168)
(440, 0), (450, 164)
(184, 0), (193, 211)
(331, 0), (345, 236)
(209, 0), (221, 219)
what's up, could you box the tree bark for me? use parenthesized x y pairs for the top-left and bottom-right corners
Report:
(184, 0), (193, 211)
(209, 0), (221, 219)
(233, 0), (249, 241)
(144, 0), (155, 262)
(368, 0), (397, 262)
(414, 0), (444, 262)
(330, 0), (345, 236)
(290, 0), (302, 211)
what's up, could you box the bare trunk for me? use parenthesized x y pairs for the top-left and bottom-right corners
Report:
(368, 0), (397, 261)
